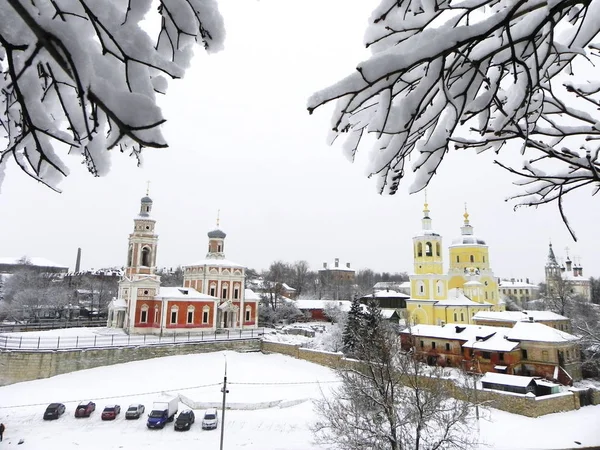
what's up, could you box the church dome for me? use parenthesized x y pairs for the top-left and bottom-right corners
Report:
(451, 236), (486, 246)
(208, 229), (226, 239)
(141, 196), (152, 203)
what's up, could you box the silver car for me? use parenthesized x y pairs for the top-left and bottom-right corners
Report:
(125, 404), (145, 420)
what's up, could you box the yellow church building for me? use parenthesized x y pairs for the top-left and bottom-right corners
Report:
(406, 201), (504, 326)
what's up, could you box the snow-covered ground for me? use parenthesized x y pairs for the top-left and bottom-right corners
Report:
(1, 326), (600, 449)
(0, 350), (599, 449)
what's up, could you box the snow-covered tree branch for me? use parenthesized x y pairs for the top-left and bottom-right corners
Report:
(0, 0), (224, 191)
(308, 0), (600, 239)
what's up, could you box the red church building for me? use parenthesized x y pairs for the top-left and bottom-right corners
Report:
(107, 194), (258, 334)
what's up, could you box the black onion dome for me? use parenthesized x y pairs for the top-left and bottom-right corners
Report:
(208, 229), (226, 239)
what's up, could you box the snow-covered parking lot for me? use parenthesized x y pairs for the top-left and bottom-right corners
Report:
(0, 350), (599, 449)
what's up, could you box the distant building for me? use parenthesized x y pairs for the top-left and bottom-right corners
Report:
(499, 278), (540, 305)
(545, 243), (591, 301)
(473, 310), (572, 333)
(317, 258), (356, 300)
(0, 257), (68, 275)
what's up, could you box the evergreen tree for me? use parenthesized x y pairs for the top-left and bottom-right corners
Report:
(342, 297), (364, 356)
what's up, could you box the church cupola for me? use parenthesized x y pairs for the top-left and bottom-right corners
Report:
(206, 211), (226, 259)
(139, 195), (153, 217)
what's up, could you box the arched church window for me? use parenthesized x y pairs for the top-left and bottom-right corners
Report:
(456, 255), (459, 263)
(202, 305), (210, 324)
(140, 304), (149, 323)
(210, 284), (217, 297)
(154, 306), (159, 323)
(141, 247), (151, 266)
(418, 281), (425, 294)
(470, 255), (474, 263)
(417, 242), (423, 257)
(245, 305), (252, 322)
(170, 305), (179, 325)
(187, 306), (195, 324)
(436, 243), (441, 257)
(127, 247), (133, 267)
(425, 242), (432, 257)
(217, 244), (222, 252)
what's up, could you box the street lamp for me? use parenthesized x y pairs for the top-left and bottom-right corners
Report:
(220, 355), (229, 450)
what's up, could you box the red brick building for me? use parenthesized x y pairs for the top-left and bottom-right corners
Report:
(107, 195), (258, 334)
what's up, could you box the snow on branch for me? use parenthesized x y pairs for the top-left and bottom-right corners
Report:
(308, 0), (600, 237)
(0, 0), (224, 191)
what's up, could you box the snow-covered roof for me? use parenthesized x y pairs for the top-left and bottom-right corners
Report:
(463, 331), (519, 352)
(481, 372), (535, 388)
(450, 235), (487, 246)
(244, 289), (261, 301)
(473, 310), (570, 323)
(184, 258), (244, 269)
(110, 298), (127, 309)
(363, 290), (410, 299)
(0, 257), (68, 269)
(426, 287), (492, 306)
(156, 287), (217, 300)
(401, 324), (500, 341)
(506, 322), (579, 343)
(499, 280), (539, 289)
(294, 299), (353, 312)
(464, 280), (484, 286)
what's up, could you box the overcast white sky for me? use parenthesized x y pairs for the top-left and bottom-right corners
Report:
(0, 0), (597, 283)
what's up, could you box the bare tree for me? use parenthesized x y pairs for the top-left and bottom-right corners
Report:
(314, 303), (476, 450)
(308, 0), (600, 239)
(0, 0), (224, 191)
(545, 275), (576, 316)
(291, 260), (311, 298)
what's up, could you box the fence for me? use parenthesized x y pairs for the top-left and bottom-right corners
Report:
(0, 319), (106, 333)
(0, 328), (264, 351)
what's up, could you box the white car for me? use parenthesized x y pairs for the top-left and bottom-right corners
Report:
(202, 408), (218, 430)
(125, 404), (145, 420)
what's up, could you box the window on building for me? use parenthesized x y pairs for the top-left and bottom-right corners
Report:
(170, 306), (178, 324)
(420, 340), (424, 348)
(141, 247), (151, 266)
(187, 306), (194, 324)
(461, 312), (464, 321)
(483, 256), (486, 263)
(482, 351), (491, 359)
(140, 305), (148, 323)
(222, 288), (228, 299)
(470, 255), (474, 263)
(436, 242), (441, 257)
(425, 242), (433, 257)
(453, 312), (457, 321)
(485, 291), (488, 300)
(202, 306), (210, 324)
(522, 349), (528, 359)
(432, 342), (436, 349)
(154, 306), (159, 323)
(519, 289), (523, 294)
(417, 242), (423, 257)
(127, 247), (133, 267)
(245, 306), (251, 322)
(542, 351), (549, 361)
(456, 255), (459, 263)
(445, 343), (451, 351)
(498, 352), (504, 361)
(210, 285), (216, 297)
(234, 287), (240, 300)
(566, 350), (570, 360)
(217, 244), (222, 252)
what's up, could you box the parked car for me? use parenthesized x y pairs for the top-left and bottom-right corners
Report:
(174, 410), (195, 431)
(75, 401), (96, 418)
(101, 405), (121, 420)
(43, 403), (66, 420)
(125, 404), (145, 420)
(201, 408), (218, 430)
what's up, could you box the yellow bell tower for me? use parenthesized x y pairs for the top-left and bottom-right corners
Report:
(447, 205), (503, 310)
(410, 196), (448, 301)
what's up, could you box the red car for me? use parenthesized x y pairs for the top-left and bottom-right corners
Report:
(75, 401), (96, 418)
(101, 405), (121, 420)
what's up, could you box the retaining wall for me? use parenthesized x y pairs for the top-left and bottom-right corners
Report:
(261, 341), (591, 418)
(0, 339), (260, 386)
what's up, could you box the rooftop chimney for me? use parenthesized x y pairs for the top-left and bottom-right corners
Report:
(323, 262), (327, 269)
(334, 258), (339, 268)
(346, 262), (351, 268)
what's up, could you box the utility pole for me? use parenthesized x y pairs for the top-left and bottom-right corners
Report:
(219, 357), (229, 450)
